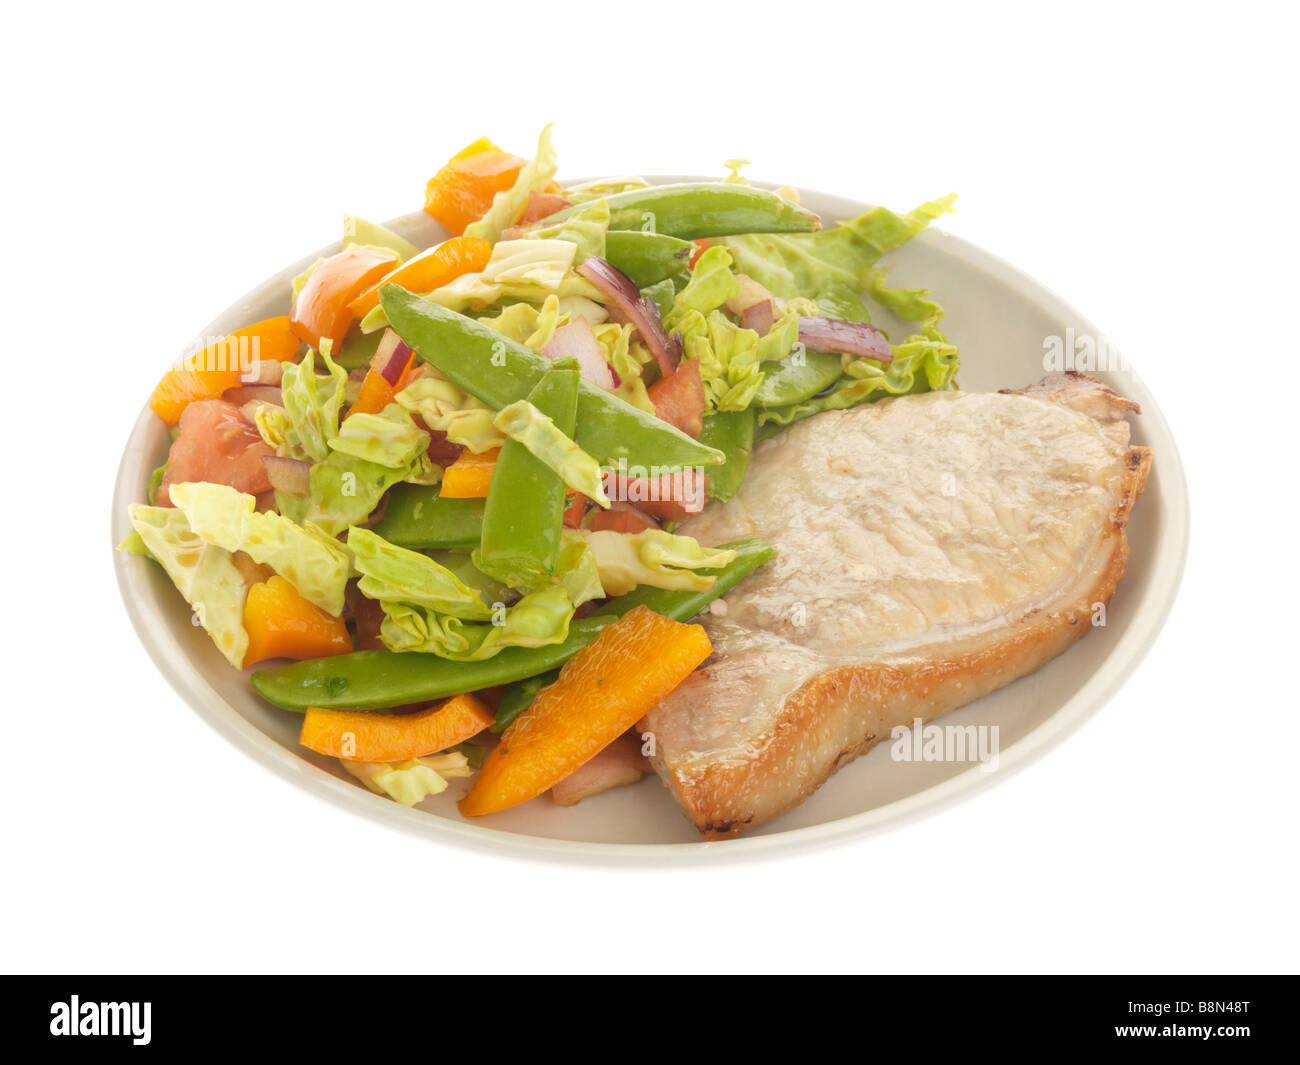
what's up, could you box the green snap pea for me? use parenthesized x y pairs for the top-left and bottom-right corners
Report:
(641, 278), (676, 317)
(540, 183), (821, 240)
(477, 360), (578, 584)
(490, 538), (775, 732)
(604, 230), (692, 288)
(370, 484), (484, 549)
(753, 351), (845, 408)
(490, 669), (556, 734)
(334, 326), (387, 370)
(250, 618), (614, 712)
(699, 410), (755, 503)
(381, 285), (722, 472)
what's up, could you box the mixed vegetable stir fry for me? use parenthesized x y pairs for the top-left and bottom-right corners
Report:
(119, 126), (959, 816)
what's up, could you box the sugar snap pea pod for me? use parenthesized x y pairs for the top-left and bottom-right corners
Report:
(490, 669), (556, 734)
(381, 285), (722, 471)
(371, 484), (484, 549)
(539, 184), (821, 240)
(604, 230), (692, 288)
(333, 326), (387, 370)
(250, 618), (613, 712)
(753, 351), (845, 408)
(699, 410), (755, 503)
(478, 360), (578, 584)
(490, 538), (775, 732)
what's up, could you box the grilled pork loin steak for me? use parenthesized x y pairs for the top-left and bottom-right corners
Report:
(640, 373), (1152, 839)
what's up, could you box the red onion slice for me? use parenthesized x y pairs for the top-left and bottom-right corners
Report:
(740, 299), (776, 336)
(724, 274), (776, 317)
(374, 328), (413, 385)
(797, 317), (893, 363)
(241, 359), (285, 386)
(542, 318), (615, 390)
(262, 456), (311, 496)
(578, 256), (681, 376)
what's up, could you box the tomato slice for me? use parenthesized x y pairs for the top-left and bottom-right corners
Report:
(590, 506), (658, 534)
(520, 191), (572, 224)
(689, 238), (713, 268)
(156, 399), (275, 506)
(562, 493), (587, 529)
(647, 358), (706, 439)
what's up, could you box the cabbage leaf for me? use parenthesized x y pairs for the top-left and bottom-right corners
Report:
(493, 399), (610, 506)
(464, 124), (558, 244)
(571, 528), (736, 596)
(126, 504), (249, 667)
(167, 481), (351, 616)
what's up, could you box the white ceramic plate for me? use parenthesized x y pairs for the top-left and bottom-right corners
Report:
(112, 179), (1189, 863)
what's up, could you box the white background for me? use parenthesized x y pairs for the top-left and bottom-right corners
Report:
(3, 1), (1296, 974)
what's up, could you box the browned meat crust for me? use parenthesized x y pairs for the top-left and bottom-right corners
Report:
(641, 374), (1152, 839)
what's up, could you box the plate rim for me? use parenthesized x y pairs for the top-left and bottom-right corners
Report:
(111, 177), (1190, 865)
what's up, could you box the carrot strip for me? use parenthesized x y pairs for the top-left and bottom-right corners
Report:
(459, 606), (711, 817)
(300, 693), (494, 762)
(439, 447), (499, 498)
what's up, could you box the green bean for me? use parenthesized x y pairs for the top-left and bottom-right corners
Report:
(381, 286), (722, 471)
(753, 351), (845, 408)
(490, 538), (775, 732)
(604, 230), (692, 288)
(477, 361), (577, 584)
(541, 183), (821, 240)
(699, 410), (755, 503)
(370, 484), (484, 549)
(250, 618), (614, 712)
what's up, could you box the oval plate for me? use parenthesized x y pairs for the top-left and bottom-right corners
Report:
(112, 179), (1189, 863)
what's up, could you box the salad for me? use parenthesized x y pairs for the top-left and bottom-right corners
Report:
(119, 125), (959, 816)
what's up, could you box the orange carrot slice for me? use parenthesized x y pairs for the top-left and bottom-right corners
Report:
(459, 606), (711, 817)
(439, 447), (499, 498)
(300, 693), (494, 762)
